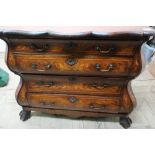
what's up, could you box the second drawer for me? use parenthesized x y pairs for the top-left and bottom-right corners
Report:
(14, 55), (133, 76)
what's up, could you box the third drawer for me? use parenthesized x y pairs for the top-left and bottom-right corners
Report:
(24, 75), (128, 96)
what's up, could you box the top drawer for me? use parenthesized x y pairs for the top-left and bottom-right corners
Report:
(11, 39), (141, 56)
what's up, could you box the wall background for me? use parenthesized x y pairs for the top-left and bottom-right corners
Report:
(0, 40), (6, 52)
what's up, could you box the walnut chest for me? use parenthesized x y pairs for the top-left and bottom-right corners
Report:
(0, 27), (153, 128)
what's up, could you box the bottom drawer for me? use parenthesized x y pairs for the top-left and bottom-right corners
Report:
(27, 93), (121, 113)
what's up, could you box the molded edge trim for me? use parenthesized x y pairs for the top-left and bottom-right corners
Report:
(0, 30), (153, 40)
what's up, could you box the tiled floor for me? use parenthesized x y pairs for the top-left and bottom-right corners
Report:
(0, 52), (155, 128)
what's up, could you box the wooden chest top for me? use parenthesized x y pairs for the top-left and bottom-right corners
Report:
(0, 26), (154, 40)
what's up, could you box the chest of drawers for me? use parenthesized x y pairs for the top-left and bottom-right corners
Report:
(0, 27), (153, 128)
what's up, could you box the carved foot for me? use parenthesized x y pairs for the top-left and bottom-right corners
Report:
(19, 110), (31, 121)
(119, 116), (132, 129)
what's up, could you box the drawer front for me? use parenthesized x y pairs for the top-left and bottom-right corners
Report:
(14, 55), (133, 76)
(25, 75), (125, 95)
(12, 39), (140, 56)
(27, 93), (121, 113)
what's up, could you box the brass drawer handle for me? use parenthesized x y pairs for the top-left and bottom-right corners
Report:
(68, 76), (76, 81)
(89, 104), (105, 110)
(96, 45), (114, 54)
(31, 63), (52, 72)
(44, 64), (52, 70)
(36, 81), (55, 87)
(90, 83), (109, 89)
(30, 43), (49, 52)
(95, 63), (114, 72)
(68, 96), (78, 103)
(40, 101), (55, 106)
